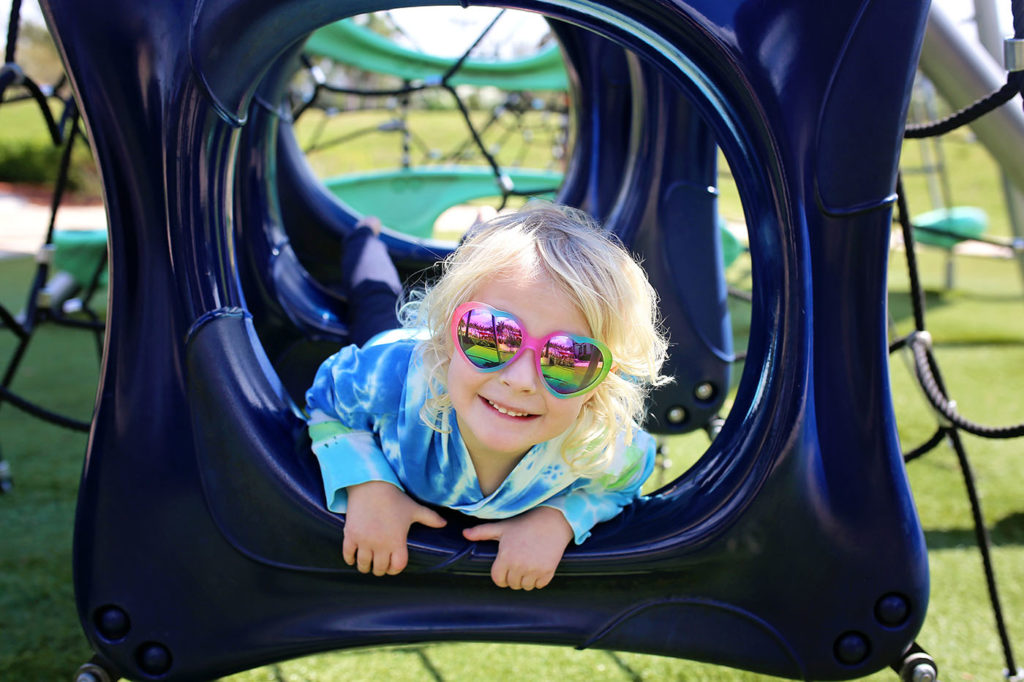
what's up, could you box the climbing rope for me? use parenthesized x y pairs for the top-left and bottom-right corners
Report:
(2, 2), (63, 146)
(892, 3), (1024, 673)
(906, 0), (1024, 140)
(904, 71), (1024, 139)
(1, 2), (106, 493)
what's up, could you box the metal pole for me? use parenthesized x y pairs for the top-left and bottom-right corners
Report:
(919, 3), (1024, 281)
(973, 0), (1024, 284)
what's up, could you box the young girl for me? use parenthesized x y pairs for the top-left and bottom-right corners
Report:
(305, 203), (669, 590)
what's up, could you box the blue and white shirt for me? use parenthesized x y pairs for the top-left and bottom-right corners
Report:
(305, 335), (656, 544)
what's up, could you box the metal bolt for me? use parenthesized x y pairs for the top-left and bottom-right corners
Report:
(35, 243), (56, 265)
(137, 642), (172, 675)
(694, 382), (716, 401)
(1005, 38), (1024, 72)
(0, 459), (12, 494)
(704, 415), (725, 441)
(911, 663), (937, 682)
(666, 406), (687, 424)
(874, 592), (910, 627)
(75, 663), (112, 682)
(834, 632), (869, 666)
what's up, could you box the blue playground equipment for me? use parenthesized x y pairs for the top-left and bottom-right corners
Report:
(274, 19), (733, 432)
(39, 0), (931, 680)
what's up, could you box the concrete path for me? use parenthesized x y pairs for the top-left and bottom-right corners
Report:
(0, 184), (106, 260)
(1, 183), (1013, 261)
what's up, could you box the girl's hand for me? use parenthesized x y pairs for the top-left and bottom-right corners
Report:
(463, 507), (574, 590)
(343, 481), (447, 576)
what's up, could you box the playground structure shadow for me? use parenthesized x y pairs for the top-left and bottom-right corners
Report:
(923, 511), (1024, 550)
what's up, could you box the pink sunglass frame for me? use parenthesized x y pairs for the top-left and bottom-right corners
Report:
(449, 301), (613, 398)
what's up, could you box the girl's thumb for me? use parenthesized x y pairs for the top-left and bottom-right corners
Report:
(413, 506), (447, 529)
(463, 524), (502, 542)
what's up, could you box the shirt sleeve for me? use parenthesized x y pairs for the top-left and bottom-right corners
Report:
(304, 342), (410, 512)
(538, 428), (656, 544)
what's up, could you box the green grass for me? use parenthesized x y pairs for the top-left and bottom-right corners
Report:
(0, 100), (64, 149)
(899, 131), (1011, 235)
(0, 258), (103, 680)
(294, 107), (568, 181)
(4, 243), (1024, 682)
(3, 108), (1024, 681)
(0, 99), (102, 195)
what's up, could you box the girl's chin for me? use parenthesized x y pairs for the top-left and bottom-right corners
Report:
(465, 404), (539, 456)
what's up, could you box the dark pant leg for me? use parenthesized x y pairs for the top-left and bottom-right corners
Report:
(341, 226), (401, 345)
(347, 281), (400, 346)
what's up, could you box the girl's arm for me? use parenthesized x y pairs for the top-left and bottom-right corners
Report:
(305, 343), (409, 512)
(538, 431), (657, 544)
(307, 341), (444, 575)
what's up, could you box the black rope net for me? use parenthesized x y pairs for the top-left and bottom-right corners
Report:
(1, 0), (105, 493)
(290, 9), (568, 223)
(892, 1), (1024, 676)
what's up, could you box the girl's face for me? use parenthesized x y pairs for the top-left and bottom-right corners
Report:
(448, 269), (595, 470)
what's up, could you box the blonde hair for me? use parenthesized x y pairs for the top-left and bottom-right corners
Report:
(400, 202), (670, 474)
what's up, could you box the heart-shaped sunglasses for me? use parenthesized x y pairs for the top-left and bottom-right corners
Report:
(450, 301), (612, 398)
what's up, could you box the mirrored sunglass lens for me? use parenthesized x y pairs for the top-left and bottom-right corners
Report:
(539, 336), (606, 395)
(457, 309), (521, 368)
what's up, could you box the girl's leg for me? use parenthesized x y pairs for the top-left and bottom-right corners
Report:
(342, 217), (402, 346)
(344, 217), (401, 295)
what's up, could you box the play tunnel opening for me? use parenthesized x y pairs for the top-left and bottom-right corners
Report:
(242, 0), (774, 533)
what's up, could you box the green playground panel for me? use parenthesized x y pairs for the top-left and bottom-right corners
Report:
(42, 191), (741, 280)
(911, 206), (988, 250)
(323, 166), (562, 238)
(52, 229), (108, 286)
(304, 18), (569, 91)
(326, 167), (748, 263)
(719, 219), (744, 268)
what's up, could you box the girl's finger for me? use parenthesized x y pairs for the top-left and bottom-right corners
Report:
(491, 563), (509, 588)
(504, 566), (524, 590)
(355, 546), (373, 574)
(386, 547), (408, 575)
(371, 550), (391, 576)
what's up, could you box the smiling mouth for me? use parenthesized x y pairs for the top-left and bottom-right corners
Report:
(483, 397), (536, 419)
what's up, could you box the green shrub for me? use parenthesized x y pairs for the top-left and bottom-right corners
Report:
(0, 138), (101, 196)
(0, 139), (66, 184)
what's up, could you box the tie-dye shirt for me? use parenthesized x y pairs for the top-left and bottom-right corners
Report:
(305, 333), (656, 544)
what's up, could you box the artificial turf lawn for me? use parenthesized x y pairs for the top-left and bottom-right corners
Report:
(2, 245), (1023, 681)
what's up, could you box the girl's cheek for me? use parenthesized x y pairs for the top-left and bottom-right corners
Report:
(446, 353), (476, 401)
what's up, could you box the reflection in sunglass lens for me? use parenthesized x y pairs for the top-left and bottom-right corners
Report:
(539, 336), (605, 395)
(456, 309), (522, 368)
(453, 305), (610, 397)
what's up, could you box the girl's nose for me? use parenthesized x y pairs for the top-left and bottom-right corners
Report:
(499, 349), (538, 393)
